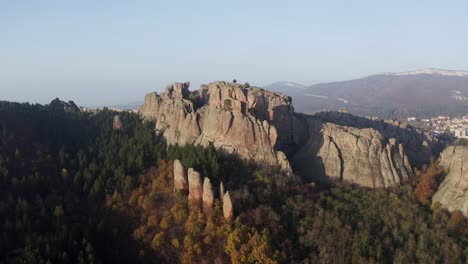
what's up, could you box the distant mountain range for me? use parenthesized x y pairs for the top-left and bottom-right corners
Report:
(265, 68), (468, 118)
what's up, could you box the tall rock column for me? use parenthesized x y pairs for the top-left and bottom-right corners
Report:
(188, 168), (203, 202)
(223, 191), (233, 221)
(173, 160), (187, 192)
(113, 115), (123, 130)
(202, 177), (214, 210)
(219, 182), (225, 200)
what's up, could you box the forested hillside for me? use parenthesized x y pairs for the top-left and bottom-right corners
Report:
(0, 101), (466, 263)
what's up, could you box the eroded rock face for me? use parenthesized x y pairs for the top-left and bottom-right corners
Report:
(223, 191), (233, 221)
(291, 119), (413, 188)
(276, 151), (292, 172)
(433, 146), (468, 216)
(312, 112), (440, 166)
(202, 177), (214, 209)
(188, 168), (203, 202)
(173, 160), (187, 191)
(140, 81), (297, 167)
(140, 81), (425, 189)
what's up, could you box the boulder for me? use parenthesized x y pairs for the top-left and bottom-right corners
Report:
(188, 168), (203, 202)
(432, 146), (468, 216)
(173, 160), (187, 191)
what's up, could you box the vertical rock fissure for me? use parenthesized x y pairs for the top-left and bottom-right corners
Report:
(329, 137), (345, 181)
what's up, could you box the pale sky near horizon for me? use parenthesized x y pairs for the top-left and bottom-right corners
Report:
(1, 0), (468, 106)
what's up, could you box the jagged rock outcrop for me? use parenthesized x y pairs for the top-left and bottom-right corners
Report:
(291, 119), (413, 188)
(202, 177), (214, 209)
(188, 168), (203, 202)
(113, 115), (123, 130)
(173, 160), (187, 191)
(276, 151), (292, 172)
(141, 81), (425, 189)
(139, 81), (295, 169)
(432, 146), (468, 216)
(312, 111), (441, 166)
(48, 98), (80, 113)
(223, 191), (233, 221)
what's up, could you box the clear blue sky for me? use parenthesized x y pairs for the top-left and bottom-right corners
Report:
(1, 0), (467, 106)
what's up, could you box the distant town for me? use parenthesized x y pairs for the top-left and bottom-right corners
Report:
(406, 115), (468, 139)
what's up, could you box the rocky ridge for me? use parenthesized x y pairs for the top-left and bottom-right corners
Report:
(140, 81), (297, 169)
(48, 98), (80, 113)
(432, 146), (468, 216)
(141, 81), (436, 188)
(291, 119), (414, 187)
(311, 111), (438, 166)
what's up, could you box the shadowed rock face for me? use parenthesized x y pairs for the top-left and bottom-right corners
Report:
(433, 146), (468, 216)
(139, 81), (294, 169)
(48, 98), (80, 113)
(291, 119), (413, 188)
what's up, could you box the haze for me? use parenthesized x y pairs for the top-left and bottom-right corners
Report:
(1, 0), (468, 106)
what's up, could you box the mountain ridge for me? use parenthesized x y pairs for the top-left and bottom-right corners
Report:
(265, 68), (468, 118)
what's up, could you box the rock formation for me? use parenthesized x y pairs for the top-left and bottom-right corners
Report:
(202, 177), (214, 209)
(113, 115), (123, 130)
(219, 182), (225, 200)
(432, 146), (468, 216)
(173, 160), (187, 191)
(223, 191), (233, 221)
(48, 98), (80, 113)
(139, 81), (295, 169)
(312, 111), (441, 166)
(140, 81), (432, 189)
(188, 168), (203, 202)
(291, 119), (413, 188)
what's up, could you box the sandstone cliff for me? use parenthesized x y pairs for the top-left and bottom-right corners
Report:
(432, 146), (468, 216)
(140, 81), (425, 189)
(291, 119), (413, 188)
(312, 111), (440, 166)
(139, 81), (295, 169)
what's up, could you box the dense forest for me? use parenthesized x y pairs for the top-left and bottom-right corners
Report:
(0, 101), (466, 263)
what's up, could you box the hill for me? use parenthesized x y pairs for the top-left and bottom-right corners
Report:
(266, 68), (468, 118)
(1, 91), (466, 263)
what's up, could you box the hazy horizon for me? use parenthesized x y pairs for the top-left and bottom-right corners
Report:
(2, 1), (468, 106)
